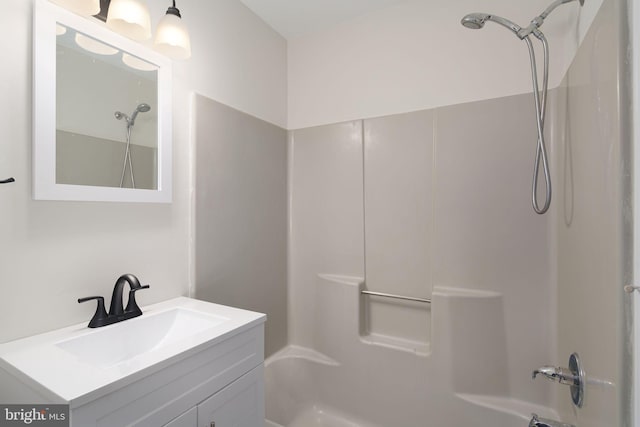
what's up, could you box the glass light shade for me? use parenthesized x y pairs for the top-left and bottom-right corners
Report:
(75, 33), (119, 55)
(50, 0), (100, 16)
(154, 13), (191, 60)
(106, 0), (152, 41)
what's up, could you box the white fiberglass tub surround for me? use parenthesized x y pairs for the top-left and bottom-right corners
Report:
(265, 275), (559, 427)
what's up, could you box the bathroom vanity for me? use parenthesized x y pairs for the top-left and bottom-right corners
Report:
(0, 297), (266, 426)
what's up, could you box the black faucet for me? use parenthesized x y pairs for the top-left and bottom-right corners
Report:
(78, 274), (150, 328)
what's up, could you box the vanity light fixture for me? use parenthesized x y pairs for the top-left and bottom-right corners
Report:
(50, 0), (191, 60)
(50, 0), (100, 16)
(154, 1), (191, 60)
(106, 0), (152, 41)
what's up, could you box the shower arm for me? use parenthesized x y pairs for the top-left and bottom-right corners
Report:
(518, 0), (584, 38)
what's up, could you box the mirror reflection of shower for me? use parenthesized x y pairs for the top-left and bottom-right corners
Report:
(460, 0), (584, 215)
(114, 103), (151, 189)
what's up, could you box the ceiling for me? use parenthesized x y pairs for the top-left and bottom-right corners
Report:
(238, 0), (411, 39)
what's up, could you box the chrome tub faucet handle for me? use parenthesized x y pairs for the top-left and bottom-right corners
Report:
(532, 365), (577, 385)
(532, 353), (585, 408)
(529, 413), (575, 427)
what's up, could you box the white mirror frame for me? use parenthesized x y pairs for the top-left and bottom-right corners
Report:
(33, 0), (172, 203)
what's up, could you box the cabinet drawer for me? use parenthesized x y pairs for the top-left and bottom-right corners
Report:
(198, 365), (264, 427)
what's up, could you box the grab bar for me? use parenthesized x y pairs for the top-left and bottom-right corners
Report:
(361, 290), (431, 304)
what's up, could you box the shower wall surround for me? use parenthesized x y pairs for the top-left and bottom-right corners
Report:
(285, 1), (629, 423)
(364, 112), (433, 345)
(289, 91), (553, 407)
(288, 122), (365, 348)
(551, 0), (630, 424)
(194, 95), (288, 358)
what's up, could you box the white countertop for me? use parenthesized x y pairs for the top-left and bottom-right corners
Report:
(0, 297), (265, 407)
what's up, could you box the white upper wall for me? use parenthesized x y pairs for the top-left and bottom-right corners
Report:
(173, 0), (287, 129)
(287, 0), (603, 129)
(239, 0), (409, 39)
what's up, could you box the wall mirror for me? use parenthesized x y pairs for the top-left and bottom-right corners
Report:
(33, 0), (172, 203)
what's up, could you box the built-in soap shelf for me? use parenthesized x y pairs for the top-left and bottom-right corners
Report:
(314, 274), (431, 356)
(314, 274), (508, 365)
(361, 287), (431, 355)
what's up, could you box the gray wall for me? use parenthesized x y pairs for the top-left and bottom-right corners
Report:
(195, 95), (288, 357)
(57, 130), (157, 190)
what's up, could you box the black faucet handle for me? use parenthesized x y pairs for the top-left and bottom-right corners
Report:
(125, 285), (150, 315)
(78, 296), (109, 328)
(78, 295), (103, 304)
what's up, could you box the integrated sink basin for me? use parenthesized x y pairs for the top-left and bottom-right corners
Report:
(0, 297), (265, 407)
(56, 307), (228, 369)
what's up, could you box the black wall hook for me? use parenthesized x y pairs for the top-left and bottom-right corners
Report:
(0, 177), (15, 184)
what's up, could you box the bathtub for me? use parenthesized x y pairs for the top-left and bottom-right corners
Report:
(264, 275), (560, 427)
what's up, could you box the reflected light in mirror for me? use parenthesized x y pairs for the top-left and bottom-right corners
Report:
(50, 0), (100, 16)
(122, 53), (159, 72)
(56, 23), (67, 36)
(75, 33), (119, 55)
(106, 0), (152, 41)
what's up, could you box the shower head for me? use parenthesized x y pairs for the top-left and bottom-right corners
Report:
(461, 13), (489, 30)
(461, 13), (523, 37)
(129, 103), (151, 126)
(136, 103), (151, 113)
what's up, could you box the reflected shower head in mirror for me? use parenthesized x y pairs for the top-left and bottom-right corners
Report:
(130, 103), (151, 126)
(114, 103), (151, 127)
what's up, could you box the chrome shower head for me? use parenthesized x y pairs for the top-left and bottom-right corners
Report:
(136, 103), (151, 113)
(461, 13), (489, 30)
(130, 103), (151, 126)
(461, 13), (523, 36)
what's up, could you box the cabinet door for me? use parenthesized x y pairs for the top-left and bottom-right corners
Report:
(198, 366), (264, 427)
(164, 407), (197, 427)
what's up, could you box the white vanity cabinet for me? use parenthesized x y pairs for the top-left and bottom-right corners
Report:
(163, 366), (263, 427)
(0, 298), (266, 427)
(71, 324), (265, 427)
